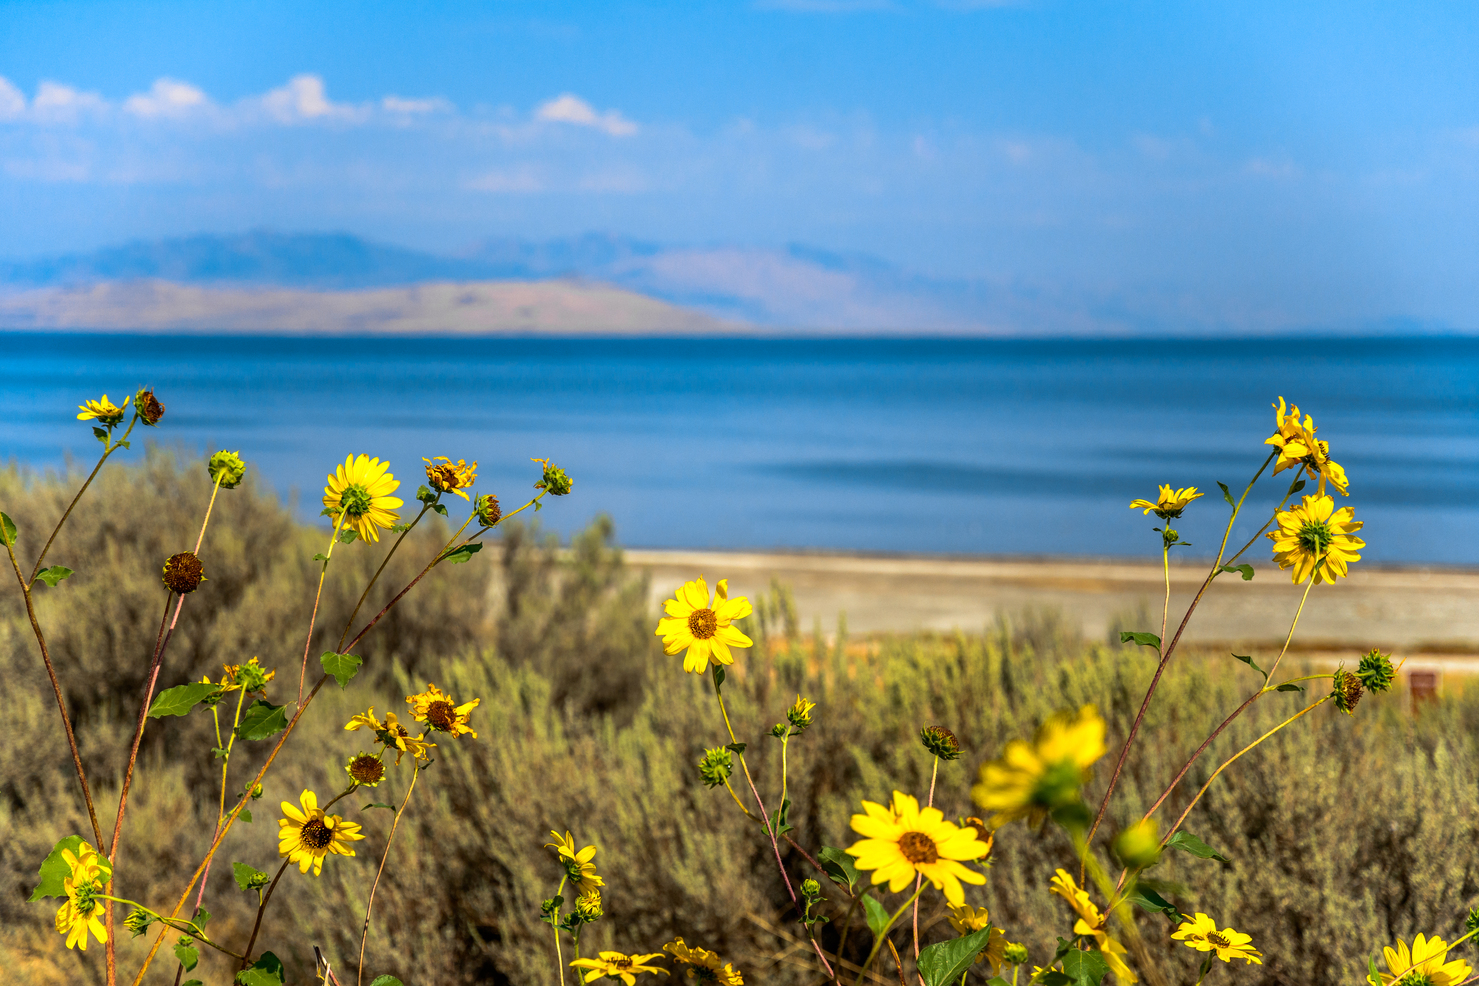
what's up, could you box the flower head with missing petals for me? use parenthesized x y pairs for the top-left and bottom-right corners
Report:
(134, 388), (165, 425)
(1050, 869), (1138, 982)
(424, 457), (477, 500)
(77, 394), (129, 427)
(406, 682), (480, 738)
(1266, 397), (1349, 496)
(344, 708), (435, 764)
(1267, 494), (1364, 585)
(655, 576), (754, 674)
(322, 454), (403, 543)
(546, 830), (605, 893)
(278, 789), (364, 875)
(53, 842), (110, 951)
(344, 751), (386, 787)
(1172, 913), (1263, 965)
(1128, 485), (1204, 520)
(665, 938), (744, 984)
(846, 790), (990, 906)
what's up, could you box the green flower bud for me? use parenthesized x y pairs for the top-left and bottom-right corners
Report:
(541, 897), (562, 916)
(698, 747), (733, 788)
(1356, 649), (1397, 693)
(124, 908), (155, 938)
(1113, 819), (1162, 870)
(800, 878), (821, 898)
(770, 722), (789, 738)
(208, 450), (247, 489)
(920, 725), (961, 761)
(1004, 943), (1029, 965)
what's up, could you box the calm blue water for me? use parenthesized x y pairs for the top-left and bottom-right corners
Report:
(1, 333), (1475, 564)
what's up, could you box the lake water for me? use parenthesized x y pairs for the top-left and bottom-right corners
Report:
(1, 333), (1475, 564)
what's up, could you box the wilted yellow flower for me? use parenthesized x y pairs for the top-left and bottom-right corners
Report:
(1172, 913), (1263, 965)
(655, 576), (753, 674)
(76, 394), (129, 426)
(223, 656), (274, 693)
(1128, 485), (1204, 520)
(278, 789), (364, 875)
(53, 842), (109, 951)
(1372, 933), (1471, 986)
(1265, 397), (1349, 495)
(946, 905), (1007, 974)
(344, 708), (435, 764)
(423, 457), (477, 500)
(665, 937), (744, 983)
(1049, 869), (1137, 982)
(406, 682), (480, 738)
(546, 830), (605, 892)
(845, 791), (990, 907)
(971, 705), (1107, 826)
(323, 454), (403, 543)
(570, 951), (668, 984)
(1266, 494), (1364, 584)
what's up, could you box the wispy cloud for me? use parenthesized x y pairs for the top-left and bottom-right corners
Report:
(534, 94), (638, 137)
(0, 77), (25, 120)
(381, 95), (452, 115)
(123, 78), (210, 119)
(250, 74), (363, 124)
(30, 81), (109, 123)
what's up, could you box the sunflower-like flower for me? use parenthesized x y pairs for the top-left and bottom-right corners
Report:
(278, 789), (365, 875)
(406, 682), (480, 738)
(576, 890), (605, 923)
(54, 842), (109, 951)
(1171, 913), (1263, 966)
(946, 905), (1007, 974)
(1049, 869), (1137, 982)
(323, 454), (403, 543)
(344, 751), (387, 787)
(971, 705), (1107, 827)
(845, 791), (990, 907)
(570, 951), (669, 984)
(787, 695), (816, 731)
(655, 576), (753, 674)
(1370, 933), (1472, 986)
(424, 457), (477, 500)
(1266, 494), (1364, 584)
(77, 394), (129, 427)
(1265, 397), (1349, 495)
(665, 938), (743, 984)
(344, 708), (435, 764)
(546, 830), (605, 892)
(222, 656), (275, 694)
(1128, 486), (1204, 520)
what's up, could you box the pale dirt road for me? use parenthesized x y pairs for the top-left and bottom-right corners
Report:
(626, 550), (1479, 676)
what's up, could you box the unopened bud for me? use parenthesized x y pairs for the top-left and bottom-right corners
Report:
(1356, 649), (1397, 694)
(920, 725), (961, 761)
(800, 878), (821, 898)
(698, 747), (733, 788)
(1004, 943), (1029, 965)
(1113, 819), (1161, 870)
(787, 695), (816, 731)
(208, 450), (247, 489)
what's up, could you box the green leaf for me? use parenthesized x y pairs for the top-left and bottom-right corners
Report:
(1219, 563), (1255, 581)
(416, 484), (437, 504)
(1040, 974), (1074, 986)
(370, 977), (405, 986)
(724, 742), (746, 754)
(93, 426), (108, 442)
(986, 979), (1012, 986)
(34, 565), (73, 587)
(1276, 682), (1305, 692)
(190, 907), (211, 931)
(320, 650), (362, 689)
(431, 502), (449, 516)
(149, 682), (222, 719)
(441, 541), (482, 564)
(1118, 631), (1161, 652)
(861, 894), (892, 940)
(1125, 886), (1178, 919)
(232, 862), (268, 892)
(234, 700), (288, 741)
(1061, 947), (1110, 986)
(239, 809), (252, 823)
(389, 523), (413, 533)
(319, 506), (338, 518)
(712, 665), (725, 690)
(1289, 478), (1307, 494)
(173, 940), (199, 972)
(1217, 481), (1235, 507)
(183, 981), (204, 986)
(1166, 831), (1230, 863)
(817, 845), (862, 892)
(338, 528), (359, 544)
(1232, 653), (1267, 681)
(769, 797), (794, 837)
(1368, 954), (1382, 986)
(312, 552), (330, 562)
(362, 802), (396, 811)
(236, 951), (285, 986)
(0, 511), (16, 547)
(30, 835), (112, 900)
(918, 926), (997, 986)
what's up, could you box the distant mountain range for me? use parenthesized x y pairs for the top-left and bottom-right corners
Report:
(0, 230), (1049, 332)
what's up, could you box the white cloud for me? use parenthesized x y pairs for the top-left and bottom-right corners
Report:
(382, 95), (452, 115)
(466, 167), (544, 193)
(0, 76), (25, 120)
(534, 94), (638, 137)
(254, 74), (361, 124)
(30, 81), (108, 123)
(123, 78), (210, 119)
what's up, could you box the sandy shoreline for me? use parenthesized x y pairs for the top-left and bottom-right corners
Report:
(625, 549), (1479, 672)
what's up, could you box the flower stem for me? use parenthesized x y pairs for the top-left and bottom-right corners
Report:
(299, 509), (349, 704)
(238, 860), (291, 970)
(912, 756), (940, 961)
(853, 886), (925, 986)
(29, 414), (138, 583)
(338, 504), (430, 651)
(551, 874), (568, 986)
(358, 763), (421, 986)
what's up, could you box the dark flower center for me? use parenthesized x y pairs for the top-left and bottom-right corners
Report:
(898, 831), (939, 865)
(426, 700), (459, 732)
(1297, 520), (1334, 555)
(162, 551), (205, 594)
(300, 817), (335, 850)
(1206, 932), (1231, 949)
(688, 608), (718, 639)
(612, 958), (634, 970)
(349, 755), (385, 784)
(340, 483), (373, 518)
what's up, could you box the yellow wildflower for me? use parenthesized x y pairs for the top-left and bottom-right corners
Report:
(423, 457), (477, 500)
(344, 708), (435, 764)
(1171, 913), (1263, 965)
(570, 951), (669, 984)
(1049, 869), (1137, 983)
(54, 842), (109, 951)
(1266, 494), (1364, 584)
(278, 789), (365, 875)
(1372, 933), (1471, 986)
(76, 394), (129, 426)
(406, 682), (480, 738)
(322, 454), (403, 543)
(971, 705), (1107, 826)
(946, 905), (1007, 974)
(1265, 397), (1349, 495)
(655, 576), (753, 674)
(546, 830), (605, 892)
(664, 937), (744, 983)
(845, 790), (990, 907)
(1128, 485), (1204, 519)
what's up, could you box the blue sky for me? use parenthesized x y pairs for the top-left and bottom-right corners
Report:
(4, 0), (1479, 329)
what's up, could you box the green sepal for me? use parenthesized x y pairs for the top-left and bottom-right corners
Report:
(1062, 947), (1110, 986)
(1233, 653), (1267, 681)
(1165, 831), (1230, 863)
(441, 542), (482, 564)
(363, 802), (396, 811)
(917, 925), (997, 986)
(34, 565), (74, 587)
(370, 978), (405, 986)
(1275, 682), (1305, 692)
(816, 845), (861, 892)
(1219, 563), (1254, 580)
(173, 940), (199, 972)
(234, 700), (288, 741)
(1217, 481), (1235, 507)
(320, 651), (362, 689)
(149, 682), (223, 718)
(30, 835), (112, 901)
(861, 894), (891, 940)
(0, 511), (16, 547)
(236, 951), (285, 986)
(1119, 631), (1161, 652)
